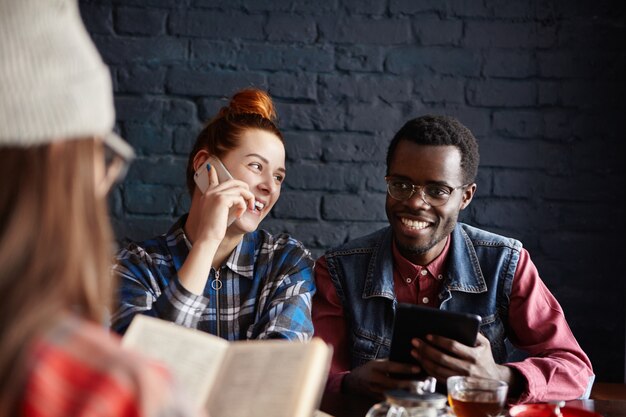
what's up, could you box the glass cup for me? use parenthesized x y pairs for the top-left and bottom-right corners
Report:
(446, 376), (508, 417)
(365, 389), (450, 417)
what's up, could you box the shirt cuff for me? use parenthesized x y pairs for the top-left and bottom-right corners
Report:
(326, 371), (349, 394)
(153, 278), (210, 327)
(505, 362), (536, 404)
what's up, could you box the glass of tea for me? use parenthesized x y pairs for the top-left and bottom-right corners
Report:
(446, 376), (508, 417)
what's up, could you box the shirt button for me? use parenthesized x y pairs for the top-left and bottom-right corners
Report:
(405, 278), (412, 283)
(420, 269), (428, 276)
(422, 297), (429, 304)
(437, 274), (443, 280)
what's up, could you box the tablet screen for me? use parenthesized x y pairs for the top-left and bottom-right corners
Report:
(389, 304), (482, 366)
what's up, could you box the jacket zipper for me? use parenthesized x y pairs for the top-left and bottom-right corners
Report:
(213, 268), (221, 338)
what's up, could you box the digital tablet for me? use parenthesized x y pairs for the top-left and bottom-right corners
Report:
(389, 303), (482, 366)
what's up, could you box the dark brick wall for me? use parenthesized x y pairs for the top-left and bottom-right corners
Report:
(80, 0), (625, 382)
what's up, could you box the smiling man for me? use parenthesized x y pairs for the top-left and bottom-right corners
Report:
(312, 115), (594, 404)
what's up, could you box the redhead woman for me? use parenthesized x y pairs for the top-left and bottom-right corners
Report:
(112, 88), (315, 341)
(0, 1), (202, 416)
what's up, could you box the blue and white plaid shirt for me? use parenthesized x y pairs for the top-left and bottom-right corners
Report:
(111, 215), (315, 341)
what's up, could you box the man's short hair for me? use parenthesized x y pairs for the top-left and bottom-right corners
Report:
(386, 115), (479, 184)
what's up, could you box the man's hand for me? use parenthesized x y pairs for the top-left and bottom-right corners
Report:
(410, 333), (522, 395)
(343, 359), (420, 399)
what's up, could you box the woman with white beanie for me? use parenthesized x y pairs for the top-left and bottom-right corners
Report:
(0, 1), (203, 416)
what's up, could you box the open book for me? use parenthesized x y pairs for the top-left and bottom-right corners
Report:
(122, 315), (332, 417)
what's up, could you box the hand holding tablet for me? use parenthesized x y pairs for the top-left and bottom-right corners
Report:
(389, 304), (482, 367)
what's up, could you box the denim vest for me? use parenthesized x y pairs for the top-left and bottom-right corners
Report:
(324, 223), (522, 369)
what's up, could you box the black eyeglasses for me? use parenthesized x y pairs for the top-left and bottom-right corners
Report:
(385, 176), (467, 207)
(101, 133), (134, 191)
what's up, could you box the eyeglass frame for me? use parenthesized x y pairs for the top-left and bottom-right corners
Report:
(102, 132), (135, 189)
(384, 176), (469, 207)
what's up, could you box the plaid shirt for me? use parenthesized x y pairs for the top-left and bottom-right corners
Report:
(112, 216), (315, 341)
(21, 315), (200, 417)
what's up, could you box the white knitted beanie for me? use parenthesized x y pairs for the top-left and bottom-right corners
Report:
(0, 0), (115, 147)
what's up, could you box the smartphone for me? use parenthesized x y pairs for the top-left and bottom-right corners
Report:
(193, 156), (234, 193)
(208, 156), (234, 183)
(193, 156), (241, 226)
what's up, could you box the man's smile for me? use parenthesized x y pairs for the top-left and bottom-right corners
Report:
(399, 217), (430, 230)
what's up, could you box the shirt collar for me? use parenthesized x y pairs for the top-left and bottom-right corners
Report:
(166, 215), (256, 280)
(391, 235), (451, 281)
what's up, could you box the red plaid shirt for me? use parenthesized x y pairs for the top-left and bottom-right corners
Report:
(19, 314), (203, 417)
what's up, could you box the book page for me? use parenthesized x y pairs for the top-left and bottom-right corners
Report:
(122, 315), (229, 408)
(295, 340), (332, 417)
(206, 338), (331, 417)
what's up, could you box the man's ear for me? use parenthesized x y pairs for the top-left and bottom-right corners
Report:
(192, 149), (211, 172)
(459, 183), (477, 210)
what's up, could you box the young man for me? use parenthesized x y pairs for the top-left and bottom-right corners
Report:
(312, 115), (594, 403)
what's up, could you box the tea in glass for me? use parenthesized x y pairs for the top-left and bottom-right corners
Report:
(446, 376), (508, 417)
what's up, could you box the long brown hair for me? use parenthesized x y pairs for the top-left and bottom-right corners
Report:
(185, 88), (283, 195)
(0, 139), (114, 414)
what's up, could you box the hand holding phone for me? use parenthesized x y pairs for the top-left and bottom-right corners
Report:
(193, 156), (246, 226)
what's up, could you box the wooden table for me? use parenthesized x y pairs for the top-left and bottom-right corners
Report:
(319, 392), (626, 417)
(565, 399), (626, 417)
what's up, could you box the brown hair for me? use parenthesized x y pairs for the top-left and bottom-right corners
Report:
(0, 139), (114, 415)
(185, 88), (283, 195)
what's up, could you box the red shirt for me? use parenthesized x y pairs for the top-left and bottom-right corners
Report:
(19, 315), (203, 417)
(312, 236), (594, 403)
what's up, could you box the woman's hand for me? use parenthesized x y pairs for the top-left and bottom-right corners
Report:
(188, 164), (255, 244)
(178, 164), (255, 295)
